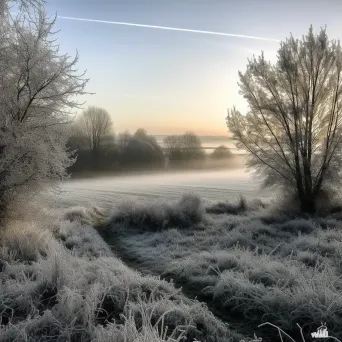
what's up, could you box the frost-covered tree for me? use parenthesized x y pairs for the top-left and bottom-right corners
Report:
(226, 27), (342, 213)
(0, 0), (88, 219)
(74, 106), (112, 153)
(163, 132), (205, 163)
(133, 128), (148, 140)
(117, 131), (132, 151)
(181, 132), (205, 160)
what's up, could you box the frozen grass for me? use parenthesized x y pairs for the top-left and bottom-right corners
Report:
(108, 193), (206, 231)
(206, 196), (266, 215)
(0, 206), (232, 342)
(5, 192), (341, 341)
(63, 205), (110, 227)
(100, 194), (342, 341)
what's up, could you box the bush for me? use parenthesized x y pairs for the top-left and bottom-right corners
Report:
(63, 206), (109, 227)
(170, 193), (205, 227)
(109, 193), (206, 231)
(0, 221), (52, 262)
(210, 145), (233, 159)
(206, 196), (248, 215)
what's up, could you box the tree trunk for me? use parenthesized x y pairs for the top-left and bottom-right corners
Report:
(0, 196), (7, 228)
(91, 149), (99, 171)
(300, 195), (316, 214)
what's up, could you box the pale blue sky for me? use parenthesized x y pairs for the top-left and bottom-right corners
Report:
(45, 0), (342, 135)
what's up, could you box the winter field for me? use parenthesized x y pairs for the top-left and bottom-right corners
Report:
(61, 168), (342, 341)
(57, 167), (270, 211)
(2, 168), (342, 341)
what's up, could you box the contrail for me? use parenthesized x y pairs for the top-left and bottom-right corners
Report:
(58, 16), (280, 42)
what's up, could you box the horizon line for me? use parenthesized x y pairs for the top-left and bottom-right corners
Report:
(57, 15), (280, 42)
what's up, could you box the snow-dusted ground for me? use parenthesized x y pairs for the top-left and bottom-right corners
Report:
(57, 168), (271, 210)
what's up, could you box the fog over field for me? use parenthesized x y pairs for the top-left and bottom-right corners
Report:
(58, 166), (271, 210)
(154, 135), (237, 153)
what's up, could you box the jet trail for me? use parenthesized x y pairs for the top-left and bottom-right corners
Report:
(58, 16), (280, 42)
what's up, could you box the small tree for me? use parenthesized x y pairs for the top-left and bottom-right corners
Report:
(133, 128), (148, 140)
(181, 132), (205, 160)
(75, 106), (112, 153)
(117, 131), (132, 151)
(163, 132), (205, 164)
(163, 135), (182, 162)
(0, 0), (88, 219)
(134, 128), (163, 152)
(226, 27), (342, 213)
(119, 138), (165, 169)
(117, 129), (164, 169)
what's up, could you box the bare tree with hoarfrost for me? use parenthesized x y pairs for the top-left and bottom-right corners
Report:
(117, 131), (132, 150)
(226, 27), (342, 213)
(163, 132), (205, 163)
(74, 106), (112, 153)
(0, 0), (88, 220)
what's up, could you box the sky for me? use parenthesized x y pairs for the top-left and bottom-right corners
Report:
(44, 0), (342, 135)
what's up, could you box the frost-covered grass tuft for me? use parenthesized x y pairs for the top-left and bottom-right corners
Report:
(63, 205), (110, 227)
(206, 196), (248, 215)
(206, 196), (267, 216)
(0, 220), (54, 262)
(108, 193), (206, 231)
(276, 218), (317, 234)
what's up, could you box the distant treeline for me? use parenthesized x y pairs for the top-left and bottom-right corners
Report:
(67, 107), (233, 176)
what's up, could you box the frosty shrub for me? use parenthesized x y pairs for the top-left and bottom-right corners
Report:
(63, 206), (109, 227)
(206, 196), (249, 215)
(108, 193), (206, 231)
(0, 220), (53, 262)
(170, 193), (205, 227)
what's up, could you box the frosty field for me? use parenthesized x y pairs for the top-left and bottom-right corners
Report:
(2, 168), (342, 341)
(55, 168), (342, 341)
(57, 168), (271, 210)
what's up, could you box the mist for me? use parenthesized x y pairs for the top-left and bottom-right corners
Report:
(67, 128), (244, 178)
(57, 157), (269, 213)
